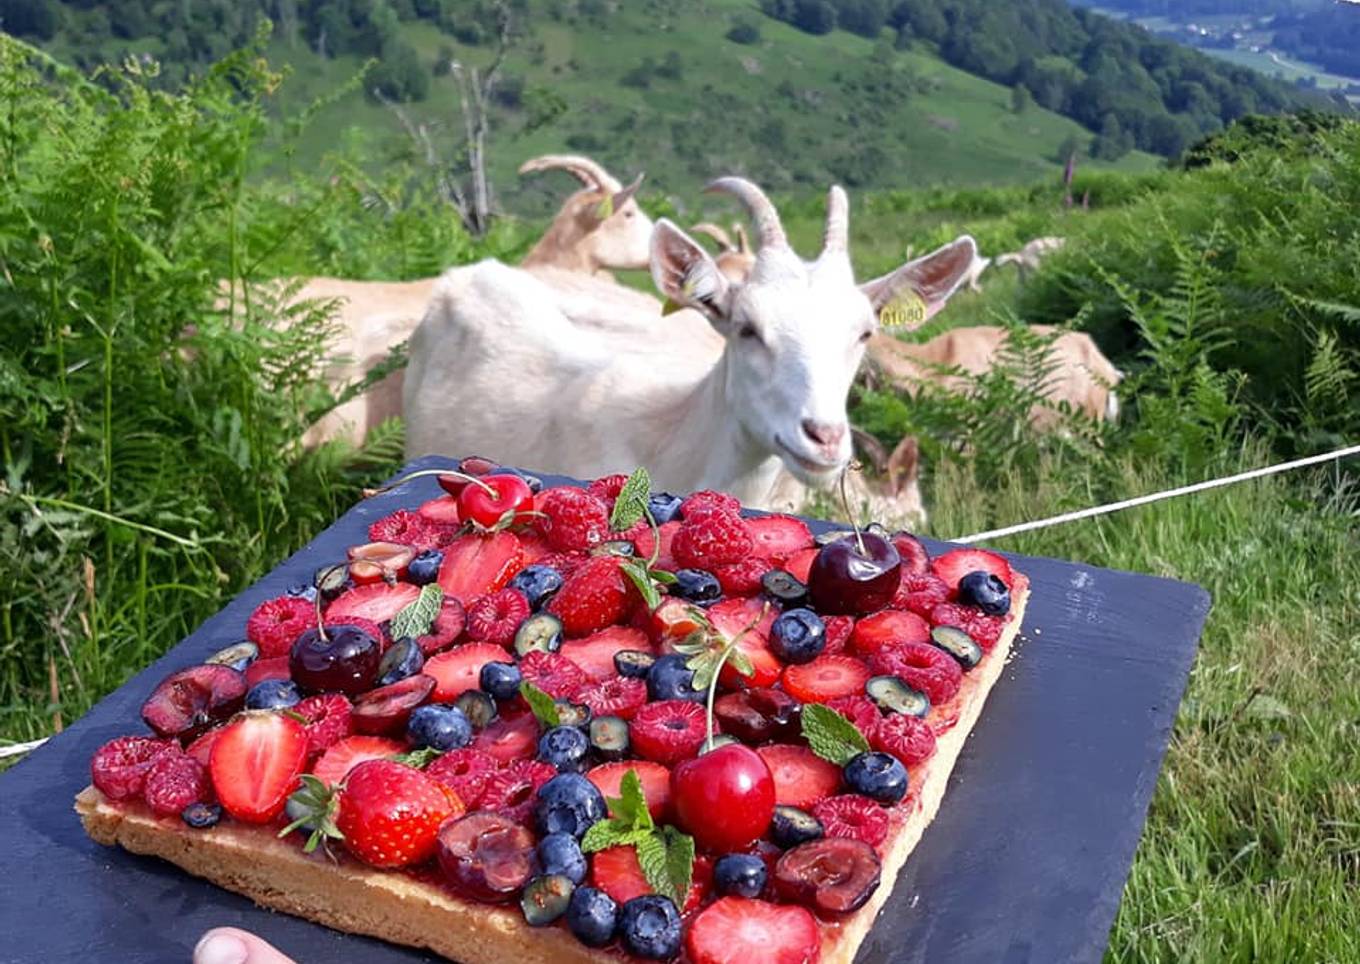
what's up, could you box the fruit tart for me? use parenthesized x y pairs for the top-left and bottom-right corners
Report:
(76, 461), (1030, 964)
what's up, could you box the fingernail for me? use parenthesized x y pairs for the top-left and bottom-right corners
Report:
(193, 932), (250, 964)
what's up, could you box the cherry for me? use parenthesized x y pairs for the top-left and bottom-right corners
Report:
(458, 474), (533, 530)
(290, 625), (381, 696)
(140, 665), (247, 739)
(437, 811), (538, 902)
(807, 533), (901, 616)
(346, 541), (416, 585)
(773, 837), (882, 916)
(351, 674), (436, 735)
(437, 456), (501, 497)
(672, 743), (776, 853)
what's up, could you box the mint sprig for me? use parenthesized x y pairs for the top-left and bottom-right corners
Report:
(519, 681), (561, 728)
(802, 703), (871, 766)
(609, 467), (652, 532)
(389, 583), (443, 640)
(580, 769), (695, 908)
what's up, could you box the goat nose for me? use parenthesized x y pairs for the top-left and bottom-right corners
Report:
(801, 419), (846, 449)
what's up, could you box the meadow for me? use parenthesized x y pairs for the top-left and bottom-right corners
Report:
(1, 35), (1358, 963)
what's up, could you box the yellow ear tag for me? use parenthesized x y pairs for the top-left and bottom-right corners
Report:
(880, 290), (928, 331)
(661, 298), (686, 316)
(595, 194), (615, 219)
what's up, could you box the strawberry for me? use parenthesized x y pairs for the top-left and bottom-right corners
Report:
(325, 582), (421, 626)
(680, 490), (742, 520)
(746, 515), (815, 562)
(591, 845), (711, 911)
(586, 761), (672, 822)
(822, 615), (854, 655)
(425, 748), (501, 810)
(870, 639), (962, 706)
(577, 676), (648, 720)
(851, 609), (931, 656)
(481, 759), (556, 825)
(782, 655), (872, 704)
(210, 713), (308, 823)
(185, 728), (222, 768)
(471, 711), (540, 763)
(630, 520), (680, 571)
(244, 655), (291, 688)
(757, 744), (842, 809)
(347, 541), (416, 586)
(812, 794), (889, 848)
(538, 487), (611, 551)
(436, 531), (524, 604)
(415, 597), (466, 655)
(714, 557), (771, 596)
(783, 548), (820, 584)
(893, 570), (949, 617)
(424, 643), (513, 702)
(514, 529), (554, 566)
(929, 602), (1006, 650)
(293, 693), (353, 758)
(337, 760), (459, 868)
(90, 735), (178, 801)
(143, 752), (211, 817)
(309, 735), (405, 788)
(465, 588), (530, 647)
(891, 532), (931, 575)
(709, 596), (781, 688)
(560, 625), (650, 681)
(823, 694), (881, 739)
(246, 596), (314, 658)
(586, 473), (630, 507)
(686, 897), (821, 964)
(931, 548), (1013, 594)
(650, 597), (707, 646)
(517, 650), (590, 700)
(629, 700), (709, 765)
(367, 510), (428, 546)
(546, 556), (632, 638)
(672, 511), (754, 570)
(871, 713), (937, 768)
(416, 495), (461, 528)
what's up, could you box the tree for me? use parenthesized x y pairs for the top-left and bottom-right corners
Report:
(1, 0), (59, 40)
(1012, 82), (1033, 114)
(726, 17), (761, 45)
(1091, 113), (1131, 160)
(791, 0), (836, 36)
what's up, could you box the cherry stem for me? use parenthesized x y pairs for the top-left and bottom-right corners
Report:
(644, 508), (661, 569)
(363, 468), (497, 499)
(837, 467), (867, 556)
(703, 602), (769, 748)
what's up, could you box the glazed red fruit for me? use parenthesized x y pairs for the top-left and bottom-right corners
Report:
(673, 744), (776, 853)
(807, 533), (902, 616)
(894, 571), (950, 617)
(347, 541), (416, 586)
(424, 643), (514, 702)
(471, 711), (541, 764)
(871, 713), (937, 768)
(587, 761), (672, 822)
(686, 896), (822, 964)
(811, 794), (889, 848)
(870, 640), (963, 707)
(929, 602), (1006, 650)
(578, 676), (648, 720)
(585, 473), (630, 507)
(416, 597), (466, 656)
(783, 548), (820, 584)
(822, 615), (854, 655)
(590, 845), (711, 911)
(931, 547), (1013, 593)
(310, 735), (405, 788)
(714, 557), (771, 596)
(672, 510), (754, 570)
(650, 598), (706, 645)
(438, 811), (538, 903)
(538, 487), (611, 552)
(458, 473), (534, 530)
(851, 609), (931, 656)
(90, 735), (178, 801)
(244, 655), (291, 688)
(481, 759), (557, 825)
(351, 674), (435, 735)
(681, 490), (742, 519)
(417, 524), (462, 552)
(417, 495), (461, 528)
(757, 744), (842, 809)
(140, 664), (247, 739)
(774, 837), (883, 916)
(437, 532), (524, 604)
(781, 655), (871, 704)
(465, 588), (531, 647)
(630, 700), (710, 766)
(890, 532), (931, 575)
(210, 713), (308, 824)
(246, 596), (315, 658)
(746, 515), (815, 562)
(714, 688), (800, 744)
(518, 650), (590, 701)
(514, 530), (554, 567)
(367, 510), (427, 546)
(561, 626), (650, 681)
(708, 596), (781, 688)
(546, 556), (632, 638)
(824, 694), (881, 738)
(325, 582), (421, 625)
(425, 748), (501, 810)
(143, 752), (211, 817)
(185, 728), (222, 768)
(338, 760), (459, 869)
(289, 625), (381, 696)
(630, 520), (680, 571)
(293, 693), (353, 757)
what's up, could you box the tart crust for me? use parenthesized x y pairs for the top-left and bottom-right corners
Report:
(76, 581), (1029, 964)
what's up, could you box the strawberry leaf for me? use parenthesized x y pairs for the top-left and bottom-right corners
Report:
(609, 467), (652, 531)
(389, 583), (443, 640)
(725, 646), (755, 679)
(519, 681), (561, 728)
(802, 703), (871, 766)
(620, 558), (662, 611)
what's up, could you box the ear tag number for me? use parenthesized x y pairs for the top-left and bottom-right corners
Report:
(596, 195), (615, 219)
(880, 290), (928, 330)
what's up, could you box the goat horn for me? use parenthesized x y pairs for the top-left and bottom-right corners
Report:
(704, 177), (788, 252)
(518, 154), (620, 192)
(821, 185), (849, 257)
(690, 222), (735, 252)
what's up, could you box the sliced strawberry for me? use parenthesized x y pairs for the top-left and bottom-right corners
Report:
(782, 655), (872, 704)
(710, 596), (781, 688)
(686, 897), (821, 964)
(757, 744), (843, 809)
(746, 515), (815, 562)
(210, 713), (308, 823)
(417, 496), (461, 527)
(471, 710), (540, 764)
(714, 557), (771, 596)
(244, 655), (291, 688)
(326, 582), (421, 625)
(650, 597), (707, 647)
(309, 735), (405, 788)
(783, 548), (820, 584)
(891, 532), (931, 575)
(346, 541), (416, 585)
(185, 727), (222, 768)
(560, 626), (650, 681)
(850, 609), (931, 656)
(931, 548), (1013, 594)
(591, 845), (710, 911)
(424, 643), (512, 702)
(586, 761), (672, 822)
(514, 529), (554, 567)
(631, 520), (681, 571)
(437, 531), (524, 604)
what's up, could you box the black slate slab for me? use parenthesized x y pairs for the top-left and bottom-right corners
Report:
(0, 457), (1210, 964)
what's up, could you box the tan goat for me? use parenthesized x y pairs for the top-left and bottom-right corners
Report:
(690, 222), (756, 283)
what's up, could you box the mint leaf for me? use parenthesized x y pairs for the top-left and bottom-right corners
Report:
(686, 649), (723, 692)
(581, 819), (622, 854)
(389, 584), (443, 640)
(652, 569), (678, 584)
(661, 826), (695, 907)
(620, 558), (662, 611)
(636, 833), (672, 902)
(519, 681), (561, 728)
(389, 746), (442, 769)
(581, 769), (656, 852)
(609, 467), (652, 531)
(802, 703), (871, 766)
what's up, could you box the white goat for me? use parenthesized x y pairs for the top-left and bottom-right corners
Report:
(993, 236), (1066, 281)
(404, 178), (976, 509)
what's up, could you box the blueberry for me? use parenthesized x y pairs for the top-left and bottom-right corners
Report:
(866, 675), (930, 718)
(515, 613), (564, 656)
(930, 625), (983, 670)
(957, 570), (1011, 616)
(646, 653), (704, 703)
(713, 853), (768, 898)
(510, 565), (565, 610)
(406, 703), (473, 751)
(521, 874), (575, 927)
(614, 649), (657, 679)
(204, 641), (258, 673)
(647, 492), (683, 524)
(285, 582), (318, 602)
(619, 895), (682, 959)
(671, 568), (722, 606)
(566, 886), (618, 948)
(407, 549), (444, 586)
(377, 636), (424, 686)
(770, 805), (825, 849)
(454, 690), (499, 730)
(181, 802), (222, 829)
(244, 678), (301, 710)
(761, 569), (809, 608)
(537, 832), (588, 884)
(313, 563), (351, 601)
(588, 715), (630, 761)
(844, 751), (909, 804)
(769, 608), (826, 665)
(534, 773), (608, 839)
(479, 660), (522, 701)
(554, 700), (593, 730)
(538, 725), (591, 773)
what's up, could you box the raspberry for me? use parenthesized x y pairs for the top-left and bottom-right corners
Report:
(143, 752), (210, 817)
(481, 759), (556, 824)
(416, 524), (462, 551)
(893, 571), (949, 617)
(90, 735), (178, 801)
(536, 551), (586, 576)
(578, 676), (648, 720)
(871, 713), (937, 768)
(465, 589), (530, 647)
(518, 650), (590, 700)
(812, 794), (889, 848)
(294, 693), (353, 757)
(246, 596), (315, 658)
(324, 614), (386, 651)
(425, 748), (501, 809)
(586, 474), (630, 507)
(368, 510), (428, 546)
(714, 557), (770, 596)
(539, 487), (611, 552)
(629, 700), (709, 765)
(681, 490), (742, 520)
(870, 640), (963, 707)
(930, 602), (1005, 650)
(822, 615), (854, 655)
(891, 533), (931, 575)
(672, 511), (754, 570)
(546, 556), (632, 637)
(824, 694), (881, 739)
(416, 597), (466, 655)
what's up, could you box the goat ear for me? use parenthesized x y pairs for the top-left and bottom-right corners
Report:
(886, 436), (920, 498)
(861, 236), (977, 330)
(650, 219), (731, 322)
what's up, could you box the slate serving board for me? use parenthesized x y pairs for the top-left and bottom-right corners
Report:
(0, 457), (1210, 964)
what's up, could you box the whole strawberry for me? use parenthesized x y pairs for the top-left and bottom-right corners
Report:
(546, 556), (632, 637)
(337, 760), (461, 868)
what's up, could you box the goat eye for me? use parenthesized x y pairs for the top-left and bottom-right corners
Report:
(739, 324), (760, 340)
(859, 330), (872, 343)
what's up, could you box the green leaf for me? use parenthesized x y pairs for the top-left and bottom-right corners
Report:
(519, 681), (561, 728)
(609, 467), (652, 531)
(636, 832), (673, 902)
(581, 819), (621, 854)
(651, 569), (678, 585)
(389, 583), (443, 640)
(620, 558), (662, 611)
(686, 649), (722, 692)
(606, 769), (654, 832)
(802, 703), (871, 766)
(389, 746), (442, 769)
(725, 646), (755, 679)
(661, 826), (695, 906)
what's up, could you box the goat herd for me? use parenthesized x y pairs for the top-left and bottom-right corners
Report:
(275, 155), (1121, 527)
